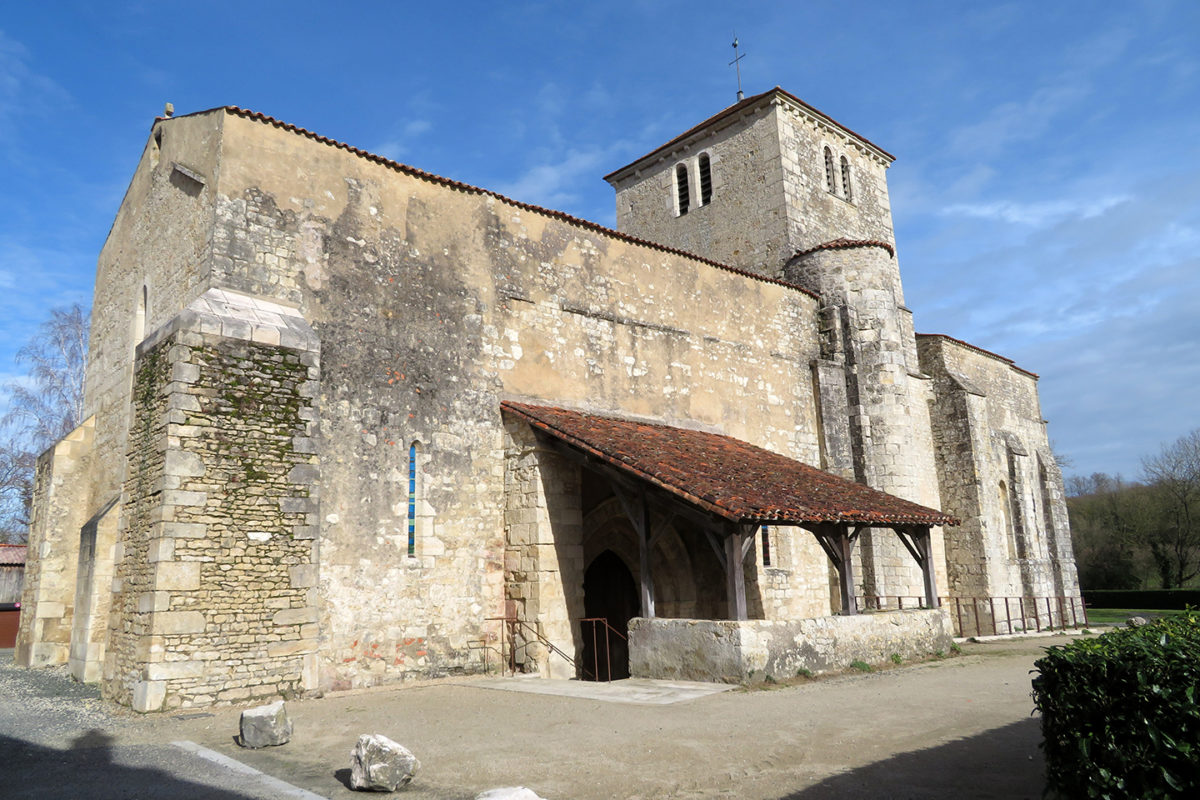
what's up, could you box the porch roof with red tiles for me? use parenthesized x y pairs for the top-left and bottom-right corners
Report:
(502, 402), (957, 527)
(0, 545), (26, 566)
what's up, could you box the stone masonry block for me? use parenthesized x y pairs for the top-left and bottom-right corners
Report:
(133, 680), (167, 713)
(137, 592), (171, 614)
(163, 489), (208, 507)
(154, 561), (201, 591)
(171, 362), (201, 384)
(272, 607), (318, 626)
(163, 522), (207, 539)
(164, 449), (206, 478)
(289, 564), (318, 588)
(151, 611), (206, 635)
(148, 538), (175, 563)
(287, 464), (319, 484)
(145, 660), (205, 680)
(267, 639), (315, 658)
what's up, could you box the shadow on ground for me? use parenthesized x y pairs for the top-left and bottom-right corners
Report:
(782, 718), (1046, 800)
(1, 730), (260, 800)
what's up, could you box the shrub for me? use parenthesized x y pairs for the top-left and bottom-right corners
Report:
(849, 660), (872, 672)
(795, 667), (813, 678)
(1032, 611), (1200, 798)
(949, 642), (963, 654)
(890, 653), (903, 665)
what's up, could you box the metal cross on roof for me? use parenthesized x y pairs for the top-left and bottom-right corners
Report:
(729, 36), (746, 101)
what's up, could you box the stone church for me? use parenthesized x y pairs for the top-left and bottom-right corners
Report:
(17, 87), (1080, 711)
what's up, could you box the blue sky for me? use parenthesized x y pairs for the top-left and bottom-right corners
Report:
(0, 1), (1196, 479)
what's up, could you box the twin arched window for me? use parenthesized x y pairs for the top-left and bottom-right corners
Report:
(823, 146), (853, 202)
(674, 153), (714, 216)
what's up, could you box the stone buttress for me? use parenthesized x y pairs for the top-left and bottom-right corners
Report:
(103, 289), (321, 711)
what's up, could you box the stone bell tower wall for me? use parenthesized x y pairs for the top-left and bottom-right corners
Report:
(786, 244), (944, 602)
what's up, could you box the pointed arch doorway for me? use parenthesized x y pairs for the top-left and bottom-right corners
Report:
(581, 550), (638, 680)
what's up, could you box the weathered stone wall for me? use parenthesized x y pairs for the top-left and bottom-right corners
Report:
(502, 420), (584, 676)
(14, 418), (94, 667)
(85, 113), (224, 526)
(610, 108), (791, 276)
(786, 246), (946, 603)
(918, 335), (1079, 604)
(608, 92), (897, 279)
(104, 293), (320, 711)
(629, 609), (952, 683)
(205, 109), (828, 691)
(775, 100), (896, 252)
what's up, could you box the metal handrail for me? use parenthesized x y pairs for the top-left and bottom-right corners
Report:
(856, 594), (1089, 637)
(485, 616), (590, 680)
(580, 617), (625, 682)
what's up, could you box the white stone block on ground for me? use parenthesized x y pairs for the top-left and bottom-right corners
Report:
(350, 733), (420, 791)
(475, 789), (546, 800)
(239, 700), (293, 748)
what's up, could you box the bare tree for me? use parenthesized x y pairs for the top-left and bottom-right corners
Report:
(0, 304), (90, 542)
(1141, 430), (1200, 588)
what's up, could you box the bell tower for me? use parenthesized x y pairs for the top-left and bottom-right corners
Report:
(605, 88), (945, 602)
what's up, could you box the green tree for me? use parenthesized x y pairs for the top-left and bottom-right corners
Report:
(1141, 429), (1200, 588)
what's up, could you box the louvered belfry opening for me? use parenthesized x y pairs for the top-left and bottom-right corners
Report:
(675, 163), (690, 215)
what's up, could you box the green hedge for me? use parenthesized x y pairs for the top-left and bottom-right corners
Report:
(1083, 589), (1200, 610)
(1032, 612), (1200, 798)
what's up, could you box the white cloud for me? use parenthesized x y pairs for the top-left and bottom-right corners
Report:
(940, 194), (1130, 227)
(0, 29), (71, 143)
(494, 145), (626, 213)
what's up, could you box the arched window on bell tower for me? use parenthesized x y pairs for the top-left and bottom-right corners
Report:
(824, 146), (836, 194)
(675, 162), (690, 215)
(840, 155), (853, 202)
(698, 153), (712, 206)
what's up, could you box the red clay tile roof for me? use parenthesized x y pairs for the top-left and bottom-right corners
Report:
(916, 333), (1039, 379)
(604, 87), (895, 182)
(794, 238), (896, 260)
(0, 545), (26, 566)
(155, 107), (816, 301)
(502, 402), (957, 527)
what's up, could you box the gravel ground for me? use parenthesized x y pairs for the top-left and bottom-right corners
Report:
(0, 636), (1074, 799)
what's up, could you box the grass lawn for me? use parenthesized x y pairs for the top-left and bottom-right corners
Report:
(1083, 608), (1191, 626)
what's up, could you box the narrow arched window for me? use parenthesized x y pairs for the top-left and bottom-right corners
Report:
(999, 480), (1016, 560)
(1038, 458), (1056, 548)
(840, 156), (852, 202)
(134, 284), (148, 344)
(407, 442), (419, 556)
(698, 153), (712, 206)
(675, 163), (690, 215)
(824, 147), (836, 193)
(760, 524), (771, 566)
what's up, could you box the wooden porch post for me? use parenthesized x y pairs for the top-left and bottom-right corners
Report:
(837, 529), (858, 616)
(916, 526), (938, 608)
(638, 488), (655, 618)
(724, 527), (748, 621)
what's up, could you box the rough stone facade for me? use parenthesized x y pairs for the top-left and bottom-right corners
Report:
(17, 87), (1079, 709)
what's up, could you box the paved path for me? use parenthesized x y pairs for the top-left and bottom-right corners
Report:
(0, 634), (1076, 799)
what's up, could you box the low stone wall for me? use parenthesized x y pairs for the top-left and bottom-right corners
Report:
(628, 609), (953, 683)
